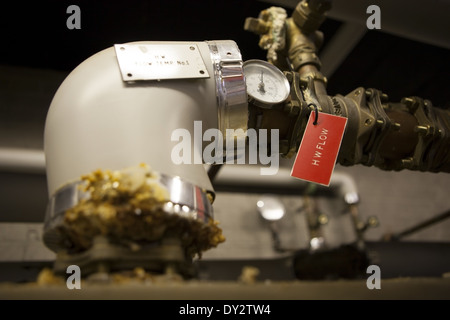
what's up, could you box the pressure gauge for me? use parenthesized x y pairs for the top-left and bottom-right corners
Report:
(243, 59), (290, 108)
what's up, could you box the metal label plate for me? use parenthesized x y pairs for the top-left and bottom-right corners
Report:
(114, 43), (210, 81)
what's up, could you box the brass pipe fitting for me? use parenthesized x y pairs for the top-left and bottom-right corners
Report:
(244, 0), (450, 174)
(292, 0), (332, 35)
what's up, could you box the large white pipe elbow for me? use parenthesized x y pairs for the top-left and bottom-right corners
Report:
(47, 41), (223, 195)
(43, 40), (248, 252)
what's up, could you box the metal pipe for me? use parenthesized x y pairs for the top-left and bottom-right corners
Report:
(41, 40), (249, 257)
(245, 1), (450, 173)
(44, 41), (217, 196)
(213, 164), (359, 202)
(388, 209), (450, 241)
(262, 0), (450, 50)
(0, 148), (45, 174)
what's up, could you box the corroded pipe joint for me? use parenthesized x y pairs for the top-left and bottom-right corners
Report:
(398, 97), (450, 172)
(290, 51), (322, 71)
(243, 17), (270, 35)
(43, 40), (248, 254)
(299, 70), (327, 87)
(286, 19), (324, 72)
(292, 0), (331, 35)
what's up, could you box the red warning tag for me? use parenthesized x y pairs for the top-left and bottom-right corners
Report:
(290, 111), (347, 186)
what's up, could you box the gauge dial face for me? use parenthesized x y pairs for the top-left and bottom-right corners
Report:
(243, 59), (290, 107)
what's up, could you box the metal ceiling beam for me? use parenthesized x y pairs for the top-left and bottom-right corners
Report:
(0, 148), (45, 174)
(319, 22), (367, 79)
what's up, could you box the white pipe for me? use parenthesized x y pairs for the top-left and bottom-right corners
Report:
(0, 148), (358, 203)
(43, 41), (221, 197)
(0, 148), (45, 174)
(214, 164), (359, 202)
(329, 170), (359, 204)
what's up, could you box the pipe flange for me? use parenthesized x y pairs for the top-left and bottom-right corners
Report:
(43, 170), (216, 253)
(207, 40), (248, 158)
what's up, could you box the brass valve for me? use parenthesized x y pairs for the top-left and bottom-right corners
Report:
(245, 0), (450, 174)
